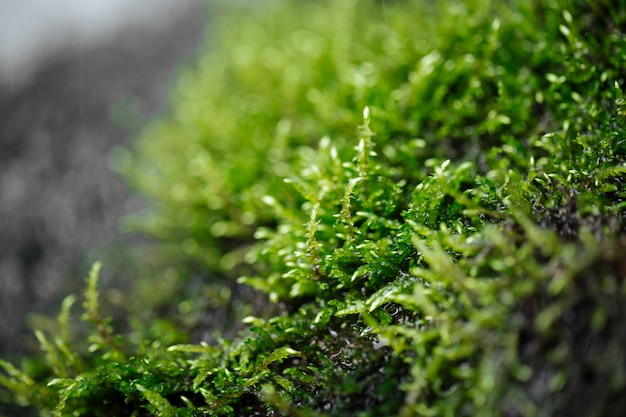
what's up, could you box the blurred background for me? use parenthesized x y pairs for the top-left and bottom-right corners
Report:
(0, 0), (205, 361)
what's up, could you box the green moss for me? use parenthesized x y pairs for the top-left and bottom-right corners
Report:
(2, 0), (626, 416)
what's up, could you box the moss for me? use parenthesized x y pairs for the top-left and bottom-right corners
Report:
(2, 0), (626, 416)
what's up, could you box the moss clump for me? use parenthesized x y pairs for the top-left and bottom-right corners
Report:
(2, 0), (626, 416)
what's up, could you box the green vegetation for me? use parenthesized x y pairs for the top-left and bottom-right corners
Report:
(2, 0), (626, 415)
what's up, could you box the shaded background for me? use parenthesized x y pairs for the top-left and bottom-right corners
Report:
(0, 0), (205, 361)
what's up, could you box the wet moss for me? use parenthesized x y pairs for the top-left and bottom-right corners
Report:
(2, 0), (626, 416)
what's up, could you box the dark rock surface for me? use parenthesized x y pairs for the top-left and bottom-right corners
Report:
(0, 5), (205, 360)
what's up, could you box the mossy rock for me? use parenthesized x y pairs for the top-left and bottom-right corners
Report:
(2, 0), (626, 416)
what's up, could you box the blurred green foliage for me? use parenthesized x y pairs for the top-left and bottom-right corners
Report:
(2, 0), (626, 416)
